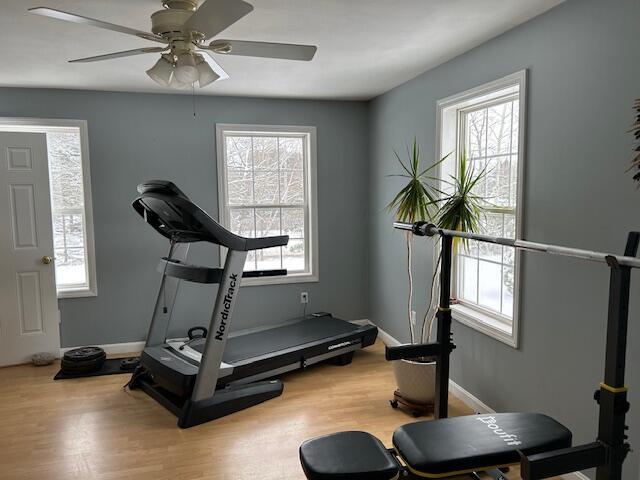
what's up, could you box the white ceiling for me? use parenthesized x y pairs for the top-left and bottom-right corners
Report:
(1, 0), (564, 100)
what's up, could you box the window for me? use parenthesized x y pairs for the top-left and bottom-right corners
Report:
(216, 124), (318, 285)
(0, 119), (97, 298)
(437, 71), (526, 347)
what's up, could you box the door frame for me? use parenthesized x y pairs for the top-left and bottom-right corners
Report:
(0, 117), (97, 299)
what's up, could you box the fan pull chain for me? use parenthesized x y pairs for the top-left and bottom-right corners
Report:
(192, 84), (197, 118)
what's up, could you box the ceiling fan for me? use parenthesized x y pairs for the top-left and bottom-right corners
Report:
(29, 0), (318, 89)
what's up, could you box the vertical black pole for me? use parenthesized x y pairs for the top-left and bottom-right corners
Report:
(434, 235), (454, 419)
(595, 232), (638, 480)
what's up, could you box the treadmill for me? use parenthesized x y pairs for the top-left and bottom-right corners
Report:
(129, 181), (378, 428)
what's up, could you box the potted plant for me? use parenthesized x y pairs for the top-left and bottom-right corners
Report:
(387, 142), (486, 416)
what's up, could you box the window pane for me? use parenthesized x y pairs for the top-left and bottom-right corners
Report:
(253, 137), (278, 170)
(282, 207), (305, 238)
(479, 213), (503, 262)
(466, 110), (486, 159)
(503, 245), (516, 268)
(230, 208), (255, 238)
(487, 102), (513, 156)
(254, 170), (279, 204)
(461, 239), (479, 258)
(225, 136), (252, 170)
(279, 137), (303, 170)
(280, 170), (304, 204)
(509, 156), (518, 207)
(244, 250), (257, 271)
(256, 208), (281, 237)
(227, 170), (254, 205)
(504, 213), (516, 240)
(222, 130), (312, 277)
(456, 96), (520, 322)
(469, 158), (487, 198)
(283, 239), (305, 272)
(478, 260), (501, 311)
(460, 256), (478, 302)
(483, 158), (500, 202)
(47, 130), (89, 291)
(47, 132), (84, 209)
(502, 266), (514, 316)
(256, 247), (282, 270)
(495, 157), (511, 207)
(54, 247), (87, 286)
(511, 101), (520, 152)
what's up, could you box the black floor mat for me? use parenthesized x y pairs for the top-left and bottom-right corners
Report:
(54, 357), (139, 380)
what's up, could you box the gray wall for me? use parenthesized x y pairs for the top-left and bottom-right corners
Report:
(0, 88), (370, 347)
(368, 0), (639, 478)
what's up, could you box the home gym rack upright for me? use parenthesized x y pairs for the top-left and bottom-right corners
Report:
(392, 221), (637, 480)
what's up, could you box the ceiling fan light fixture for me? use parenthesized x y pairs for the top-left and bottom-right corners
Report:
(146, 55), (174, 87)
(174, 53), (199, 84)
(169, 71), (191, 90)
(195, 56), (219, 87)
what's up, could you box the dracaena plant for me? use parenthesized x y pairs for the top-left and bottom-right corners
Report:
(629, 98), (640, 186)
(435, 153), (487, 234)
(387, 138), (444, 344)
(420, 153), (488, 344)
(387, 142), (489, 345)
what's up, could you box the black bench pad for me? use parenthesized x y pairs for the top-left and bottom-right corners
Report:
(300, 431), (399, 480)
(393, 413), (572, 476)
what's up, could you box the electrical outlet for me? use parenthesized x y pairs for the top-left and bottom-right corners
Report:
(300, 292), (309, 304)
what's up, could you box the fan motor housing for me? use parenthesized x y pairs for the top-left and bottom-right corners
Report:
(151, 8), (193, 35)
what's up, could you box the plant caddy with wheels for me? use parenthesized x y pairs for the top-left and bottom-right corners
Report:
(299, 221), (638, 480)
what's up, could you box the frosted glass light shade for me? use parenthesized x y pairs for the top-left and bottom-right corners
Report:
(196, 59), (219, 87)
(146, 56), (174, 87)
(175, 53), (198, 84)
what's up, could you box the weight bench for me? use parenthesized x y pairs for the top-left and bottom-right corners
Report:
(299, 413), (572, 479)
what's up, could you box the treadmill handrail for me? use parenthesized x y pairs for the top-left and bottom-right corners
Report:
(133, 185), (289, 251)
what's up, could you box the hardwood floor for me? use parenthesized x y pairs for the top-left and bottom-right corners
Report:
(0, 342), (559, 479)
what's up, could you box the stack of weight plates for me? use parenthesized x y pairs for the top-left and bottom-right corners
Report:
(60, 347), (106, 374)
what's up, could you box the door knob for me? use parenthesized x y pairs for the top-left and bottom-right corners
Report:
(42, 255), (54, 265)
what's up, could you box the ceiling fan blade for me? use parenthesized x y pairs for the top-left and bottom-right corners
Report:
(28, 7), (167, 43)
(69, 47), (166, 63)
(183, 0), (253, 40)
(200, 51), (230, 80)
(210, 40), (317, 61)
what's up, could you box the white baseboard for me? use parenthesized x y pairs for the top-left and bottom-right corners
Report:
(60, 341), (144, 356)
(372, 324), (590, 480)
(351, 318), (373, 326)
(375, 325), (402, 347)
(571, 473), (590, 480)
(448, 379), (495, 414)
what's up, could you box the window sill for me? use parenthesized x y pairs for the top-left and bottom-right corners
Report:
(451, 303), (518, 348)
(241, 273), (319, 287)
(57, 288), (97, 299)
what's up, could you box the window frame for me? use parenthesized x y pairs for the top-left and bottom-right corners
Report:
(215, 123), (319, 286)
(0, 118), (97, 298)
(435, 70), (527, 348)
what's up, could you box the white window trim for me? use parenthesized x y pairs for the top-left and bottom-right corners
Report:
(0, 118), (97, 298)
(435, 70), (527, 348)
(215, 123), (319, 286)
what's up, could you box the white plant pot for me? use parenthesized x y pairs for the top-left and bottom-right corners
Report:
(392, 358), (436, 404)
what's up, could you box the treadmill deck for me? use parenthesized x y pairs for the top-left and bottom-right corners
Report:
(193, 315), (362, 364)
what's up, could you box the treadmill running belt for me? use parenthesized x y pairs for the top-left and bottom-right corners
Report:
(194, 316), (360, 364)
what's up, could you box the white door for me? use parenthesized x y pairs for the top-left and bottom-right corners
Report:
(0, 132), (60, 366)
